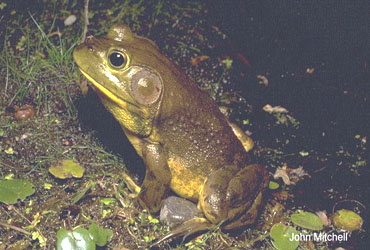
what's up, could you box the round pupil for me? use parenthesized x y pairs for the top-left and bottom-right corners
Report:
(109, 52), (125, 67)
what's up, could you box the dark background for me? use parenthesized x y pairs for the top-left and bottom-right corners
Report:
(208, 1), (369, 140)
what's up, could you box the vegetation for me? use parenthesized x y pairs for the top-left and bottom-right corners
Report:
(0, 0), (367, 249)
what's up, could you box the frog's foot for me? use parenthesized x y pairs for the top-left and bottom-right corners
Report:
(151, 217), (215, 247)
(199, 164), (269, 229)
(121, 172), (141, 197)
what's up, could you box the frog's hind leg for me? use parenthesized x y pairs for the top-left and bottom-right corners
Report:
(199, 163), (269, 230)
(152, 164), (268, 246)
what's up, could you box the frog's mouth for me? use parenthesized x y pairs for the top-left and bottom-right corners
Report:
(78, 68), (128, 108)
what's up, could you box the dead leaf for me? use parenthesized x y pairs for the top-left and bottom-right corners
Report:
(263, 104), (289, 114)
(290, 166), (310, 178)
(316, 211), (330, 226)
(273, 165), (290, 185)
(190, 55), (210, 66)
(64, 15), (77, 26)
(14, 104), (35, 121)
(273, 190), (290, 201)
(257, 75), (269, 87)
(306, 68), (315, 74)
(80, 78), (89, 96)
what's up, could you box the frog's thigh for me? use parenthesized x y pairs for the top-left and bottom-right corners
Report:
(199, 164), (267, 229)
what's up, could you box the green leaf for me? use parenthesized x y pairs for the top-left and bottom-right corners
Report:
(222, 58), (233, 69)
(57, 228), (95, 250)
(270, 223), (299, 250)
(331, 209), (363, 231)
(0, 2), (7, 10)
(100, 198), (116, 205)
(269, 181), (280, 190)
(291, 210), (323, 230)
(4, 173), (14, 180)
(299, 151), (309, 157)
(44, 183), (52, 190)
(0, 179), (35, 204)
(49, 160), (85, 179)
(143, 235), (155, 243)
(88, 223), (113, 247)
(4, 147), (14, 154)
(148, 215), (159, 224)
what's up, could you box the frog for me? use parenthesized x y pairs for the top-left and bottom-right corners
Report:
(73, 24), (269, 241)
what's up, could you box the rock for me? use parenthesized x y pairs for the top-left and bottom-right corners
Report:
(160, 196), (203, 228)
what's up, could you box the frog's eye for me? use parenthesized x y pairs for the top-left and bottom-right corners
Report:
(131, 70), (162, 106)
(108, 51), (128, 69)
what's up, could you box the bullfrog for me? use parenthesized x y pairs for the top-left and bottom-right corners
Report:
(73, 24), (269, 240)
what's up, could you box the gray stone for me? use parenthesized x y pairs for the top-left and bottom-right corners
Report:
(160, 196), (203, 228)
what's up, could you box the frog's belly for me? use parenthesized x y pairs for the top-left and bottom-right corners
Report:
(167, 157), (206, 202)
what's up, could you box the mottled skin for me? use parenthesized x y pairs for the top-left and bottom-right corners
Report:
(73, 24), (269, 231)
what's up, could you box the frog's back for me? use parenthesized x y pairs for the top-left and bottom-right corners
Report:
(153, 63), (248, 200)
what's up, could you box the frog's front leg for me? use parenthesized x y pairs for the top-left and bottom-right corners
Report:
(138, 142), (172, 213)
(199, 164), (269, 229)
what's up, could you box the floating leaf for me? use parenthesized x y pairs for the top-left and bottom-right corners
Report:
(331, 209), (363, 231)
(269, 181), (280, 190)
(88, 223), (113, 247)
(270, 223), (299, 250)
(49, 160), (85, 179)
(57, 228), (95, 250)
(291, 210), (323, 230)
(0, 179), (35, 204)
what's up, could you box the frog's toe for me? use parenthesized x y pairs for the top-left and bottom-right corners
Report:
(151, 217), (214, 247)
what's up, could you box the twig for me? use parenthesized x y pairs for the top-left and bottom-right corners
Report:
(126, 224), (138, 240)
(82, 0), (89, 41)
(0, 220), (31, 235)
(9, 205), (47, 249)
